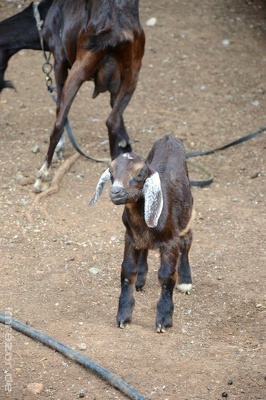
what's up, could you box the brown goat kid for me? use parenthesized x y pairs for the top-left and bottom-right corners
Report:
(90, 135), (194, 332)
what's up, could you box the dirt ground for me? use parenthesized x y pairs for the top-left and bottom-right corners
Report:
(0, 0), (266, 399)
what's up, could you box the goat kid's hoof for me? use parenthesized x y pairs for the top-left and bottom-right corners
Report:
(156, 315), (173, 333)
(156, 324), (167, 333)
(116, 314), (132, 329)
(177, 283), (192, 294)
(117, 319), (131, 329)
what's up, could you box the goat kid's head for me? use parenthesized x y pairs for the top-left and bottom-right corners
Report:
(89, 152), (163, 228)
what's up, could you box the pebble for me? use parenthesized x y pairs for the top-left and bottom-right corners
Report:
(88, 267), (101, 275)
(31, 145), (40, 154)
(222, 39), (230, 46)
(251, 100), (260, 107)
(77, 343), (87, 351)
(146, 17), (157, 27)
(26, 382), (44, 394)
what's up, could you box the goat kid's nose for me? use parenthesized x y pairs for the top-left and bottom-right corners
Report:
(110, 184), (124, 195)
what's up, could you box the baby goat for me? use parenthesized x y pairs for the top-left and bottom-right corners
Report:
(90, 135), (194, 332)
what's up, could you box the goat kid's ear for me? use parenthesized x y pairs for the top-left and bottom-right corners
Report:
(89, 168), (111, 206)
(143, 172), (163, 228)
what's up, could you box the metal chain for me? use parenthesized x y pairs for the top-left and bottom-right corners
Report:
(33, 2), (55, 93)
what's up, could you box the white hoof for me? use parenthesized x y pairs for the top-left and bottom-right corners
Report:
(33, 162), (52, 192)
(177, 283), (192, 294)
(33, 178), (51, 193)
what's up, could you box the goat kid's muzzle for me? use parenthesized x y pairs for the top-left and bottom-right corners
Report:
(110, 184), (128, 205)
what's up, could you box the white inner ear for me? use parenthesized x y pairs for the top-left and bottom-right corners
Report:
(143, 172), (163, 228)
(89, 169), (111, 205)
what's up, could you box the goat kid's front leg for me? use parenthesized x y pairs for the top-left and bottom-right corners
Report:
(156, 244), (179, 333)
(135, 249), (148, 292)
(177, 229), (193, 294)
(117, 236), (141, 328)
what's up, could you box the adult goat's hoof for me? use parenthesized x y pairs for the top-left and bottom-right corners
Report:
(33, 178), (51, 193)
(33, 163), (52, 192)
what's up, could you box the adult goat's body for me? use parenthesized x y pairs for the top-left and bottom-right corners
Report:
(34, 0), (145, 192)
(0, 0), (145, 192)
(90, 135), (194, 332)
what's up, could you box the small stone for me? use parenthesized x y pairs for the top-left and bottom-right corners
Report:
(31, 145), (40, 154)
(77, 343), (87, 351)
(27, 383), (44, 394)
(222, 39), (230, 46)
(227, 379), (233, 385)
(146, 17), (157, 27)
(88, 267), (101, 275)
(78, 389), (85, 398)
(251, 100), (260, 107)
(222, 392), (228, 398)
(16, 173), (35, 186)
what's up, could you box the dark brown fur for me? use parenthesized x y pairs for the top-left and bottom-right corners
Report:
(32, 0), (145, 192)
(91, 135), (194, 332)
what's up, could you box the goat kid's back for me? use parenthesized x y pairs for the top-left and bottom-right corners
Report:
(147, 135), (193, 233)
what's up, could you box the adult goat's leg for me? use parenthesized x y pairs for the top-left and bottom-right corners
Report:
(156, 244), (179, 332)
(0, 51), (14, 92)
(109, 93), (132, 154)
(53, 57), (71, 160)
(106, 37), (144, 159)
(117, 234), (140, 328)
(34, 59), (90, 192)
(107, 90), (135, 159)
(177, 229), (193, 294)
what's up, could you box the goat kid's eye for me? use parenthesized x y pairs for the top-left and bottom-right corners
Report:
(131, 172), (145, 185)
(135, 167), (147, 181)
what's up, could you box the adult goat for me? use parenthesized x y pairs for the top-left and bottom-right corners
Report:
(34, 0), (145, 192)
(0, 0), (145, 192)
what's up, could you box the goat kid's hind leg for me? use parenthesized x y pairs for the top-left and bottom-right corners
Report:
(177, 229), (193, 294)
(117, 236), (141, 328)
(156, 245), (179, 333)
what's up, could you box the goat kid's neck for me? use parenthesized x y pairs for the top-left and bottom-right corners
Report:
(123, 199), (145, 227)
